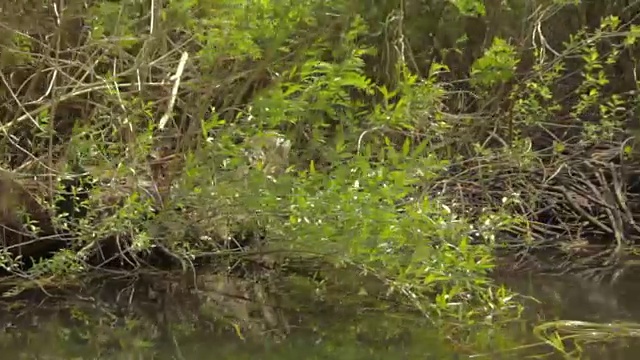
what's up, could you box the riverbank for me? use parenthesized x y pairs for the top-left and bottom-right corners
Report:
(1, 2), (640, 355)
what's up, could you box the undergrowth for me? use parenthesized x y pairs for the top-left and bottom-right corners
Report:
(1, 0), (640, 347)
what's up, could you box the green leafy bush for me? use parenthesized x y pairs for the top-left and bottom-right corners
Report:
(5, 0), (640, 351)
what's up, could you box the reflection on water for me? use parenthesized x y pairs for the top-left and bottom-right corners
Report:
(3, 268), (640, 359)
(495, 272), (640, 359)
(0, 269), (459, 360)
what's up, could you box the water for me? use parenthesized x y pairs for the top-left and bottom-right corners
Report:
(495, 272), (640, 359)
(2, 269), (640, 359)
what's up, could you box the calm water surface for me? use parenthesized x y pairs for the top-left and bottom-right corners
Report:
(2, 270), (640, 359)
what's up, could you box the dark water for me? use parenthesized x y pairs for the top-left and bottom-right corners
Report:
(494, 272), (640, 359)
(2, 269), (640, 359)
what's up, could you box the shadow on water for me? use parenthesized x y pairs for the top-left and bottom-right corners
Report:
(4, 265), (640, 359)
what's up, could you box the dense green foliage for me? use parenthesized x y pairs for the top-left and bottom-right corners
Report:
(2, 0), (640, 355)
